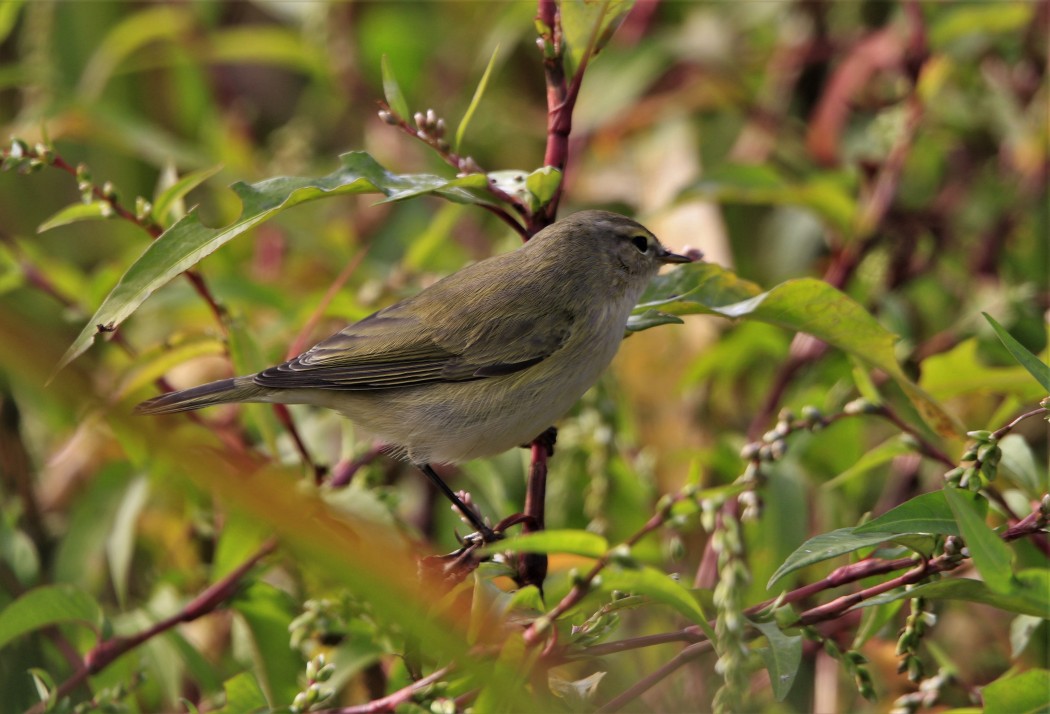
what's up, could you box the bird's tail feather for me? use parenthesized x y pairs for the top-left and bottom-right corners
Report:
(134, 376), (267, 415)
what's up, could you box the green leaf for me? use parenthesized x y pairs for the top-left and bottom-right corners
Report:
(998, 434), (1047, 499)
(857, 570), (1050, 619)
(525, 166), (562, 209)
(1010, 614), (1046, 659)
(599, 565), (716, 644)
(750, 619), (802, 701)
(560, 0), (636, 76)
(152, 164), (223, 226)
(632, 264), (961, 436)
(215, 671), (268, 714)
(481, 529), (608, 558)
(822, 436), (916, 490)
(381, 54), (410, 120)
(855, 491), (971, 537)
(233, 582), (302, 705)
(77, 5), (196, 99)
(37, 202), (113, 233)
(681, 164), (858, 233)
(983, 312), (1050, 392)
(944, 488), (1014, 592)
(0, 0), (26, 45)
(207, 26), (328, 77)
(982, 668), (1050, 714)
(920, 339), (1045, 402)
(55, 152), (493, 374)
(0, 584), (104, 651)
(767, 528), (898, 589)
(455, 45), (500, 153)
(106, 475), (149, 606)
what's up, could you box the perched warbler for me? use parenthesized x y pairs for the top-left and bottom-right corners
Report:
(136, 210), (690, 537)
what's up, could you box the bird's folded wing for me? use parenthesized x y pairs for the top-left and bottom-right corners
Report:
(253, 308), (573, 391)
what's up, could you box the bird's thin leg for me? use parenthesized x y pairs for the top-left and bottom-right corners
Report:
(417, 463), (497, 542)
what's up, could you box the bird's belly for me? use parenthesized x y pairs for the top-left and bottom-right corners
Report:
(311, 325), (623, 464)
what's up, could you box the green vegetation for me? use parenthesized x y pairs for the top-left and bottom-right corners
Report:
(0, 2), (1046, 712)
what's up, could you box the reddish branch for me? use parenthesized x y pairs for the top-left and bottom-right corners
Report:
(27, 538), (278, 714)
(314, 666), (451, 714)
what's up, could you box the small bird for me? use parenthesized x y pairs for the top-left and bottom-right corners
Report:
(136, 210), (690, 538)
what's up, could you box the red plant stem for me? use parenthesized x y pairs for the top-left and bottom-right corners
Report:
(523, 495), (682, 647)
(27, 538), (278, 714)
(316, 666), (451, 714)
(517, 438), (551, 588)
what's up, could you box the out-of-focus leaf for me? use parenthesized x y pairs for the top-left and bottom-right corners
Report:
(455, 45), (500, 153)
(599, 565), (716, 643)
(482, 530), (608, 558)
(37, 202), (113, 233)
(920, 339), (1045, 402)
(767, 528), (897, 589)
(215, 671), (268, 714)
(0, 1), (24, 44)
(78, 5), (196, 99)
(106, 475), (149, 606)
(152, 164), (223, 226)
(0, 519), (39, 587)
(680, 164), (857, 233)
(930, 4), (1034, 49)
(234, 582), (302, 705)
(381, 54), (410, 120)
(944, 488), (1014, 593)
(982, 667), (1050, 714)
(0, 585), (105, 651)
(857, 571), (1050, 619)
(998, 434), (1046, 503)
(116, 335), (227, 400)
(56, 152), (503, 374)
(207, 26), (328, 77)
(983, 312), (1050, 392)
(560, 0), (635, 76)
(632, 264), (961, 436)
(751, 619), (802, 701)
(855, 491), (970, 537)
(822, 436), (916, 490)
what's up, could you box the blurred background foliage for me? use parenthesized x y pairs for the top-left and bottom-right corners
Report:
(0, 1), (1046, 712)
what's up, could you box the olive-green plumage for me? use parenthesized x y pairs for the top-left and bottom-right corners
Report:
(136, 210), (689, 465)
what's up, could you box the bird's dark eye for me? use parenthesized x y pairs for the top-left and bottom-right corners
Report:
(630, 235), (649, 253)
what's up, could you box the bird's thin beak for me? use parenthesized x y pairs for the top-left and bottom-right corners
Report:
(657, 246), (693, 264)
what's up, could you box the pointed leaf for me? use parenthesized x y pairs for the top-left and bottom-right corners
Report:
(37, 201), (113, 233)
(855, 491), (968, 537)
(153, 164), (223, 226)
(768, 528), (898, 589)
(631, 264), (960, 436)
(55, 152), (492, 373)
(750, 619), (802, 701)
(215, 671), (268, 714)
(381, 54), (410, 120)
(455, 45), (500, 153)
(944, 488), (1014, 592)
(983, 312), (1050, 392)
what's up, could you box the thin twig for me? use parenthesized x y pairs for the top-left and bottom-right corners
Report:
(596, 641), (712, 713)
(27, 538), (278, 714)
(315, 666), (451, 714)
